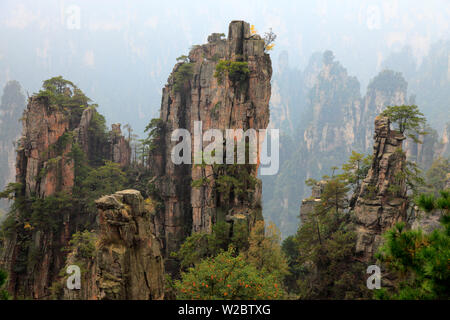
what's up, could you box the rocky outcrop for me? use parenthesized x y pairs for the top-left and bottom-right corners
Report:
(303, 52), (361, 155)
(358, 70), (408, 152)
(17, 96), (74, 197)
(151, 20), (272, 268)
(0, 81), (26, 210)
(1, 91), (131, 299)
(263, 60), (410, 237)
(299, 180), (327, 224)
(354, 116), (408, 263)
(441, 123), (450, 158)
(63, 190), (164, 300)
(110, 124), (131, 168)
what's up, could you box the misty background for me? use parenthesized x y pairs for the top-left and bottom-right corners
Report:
(1, 0), (449, 236)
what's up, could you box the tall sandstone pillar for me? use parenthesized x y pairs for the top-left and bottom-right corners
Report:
(151, 21), (272, 268)
(354, 116), (407, 263)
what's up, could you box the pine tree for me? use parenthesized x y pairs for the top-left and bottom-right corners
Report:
(375, 190), (449, 299)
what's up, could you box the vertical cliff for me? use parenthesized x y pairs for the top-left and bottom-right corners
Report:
(0, 81), (26, 212)
(358, 70), (408, 152)
(151, 21), (272, 268)
(0, 81), (131, 299)
(61, 190), (164, 300)
(354, 116), (407, 263)
(303, 51), (362, 156)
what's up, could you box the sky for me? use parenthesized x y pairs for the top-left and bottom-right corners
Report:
(0, 0), (449, 134)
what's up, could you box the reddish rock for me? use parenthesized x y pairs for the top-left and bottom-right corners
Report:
(2, 93), (131, 299)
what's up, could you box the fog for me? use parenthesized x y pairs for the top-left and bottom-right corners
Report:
(0, 0), (449, 134)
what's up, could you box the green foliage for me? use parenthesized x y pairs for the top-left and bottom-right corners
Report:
(294, 209), (368, 299)
(143, 118), (164, 152)
(380, 105), (427, 142)
(404, 160), (426, 196)
(244, 221), (289, 282)
(80, 161), (126, 213)
(174, 248), (284, 300)
(0, 269), (10, 300)
(36, 76), (91, 125)
(30, 192), (74, 232)
(415, 190), (450, 213)
(173, 219), (289, 300)
(317, 176), (350, 216)
(0, 182), (22, 201)
(173, 222), (245, 270)
(281, 236), (302, 293)
(376, 189), (450, 299)
(191, 148), (258, 205)
(1, 184), (74, 234)
(375, 218), (450, 299)
(215, 163), (258, 203)
(305, 178), (318, 187)
(173, 62), (194, 93)
(67, 230), (97, 260)
(214, 60), (249, 87)
(87, 110), (109, 166)
(286, 172), (369, 299)
(176, 55), (189, 63)
(340, 151), (372, 192)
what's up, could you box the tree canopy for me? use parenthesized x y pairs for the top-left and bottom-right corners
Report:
(381, 105), (427, 142)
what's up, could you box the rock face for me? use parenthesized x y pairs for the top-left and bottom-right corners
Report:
(263, 54), (409, 237)
(358, 70), (408, 152)
(151, 20), (272, 268)
(110, 124), (131, 168)
(17, 96), (75, 197)
(354, 116), (408, 263)
(0, 81), (26, 211)
(63, 190), (164, 300)
(303, 53), (362, 156)
(1, 94), (131, 299)
(299, 180), (327, 224)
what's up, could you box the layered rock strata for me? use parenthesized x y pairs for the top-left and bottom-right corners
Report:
(63, 190), (164, 300)
(151, 21), (272, 268)
(354, 116), (408, 263)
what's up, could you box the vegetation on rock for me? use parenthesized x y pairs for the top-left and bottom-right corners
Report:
(381, 105), (427, 143)
(375, 190), (449, 299)
(214, 60), (250, 87)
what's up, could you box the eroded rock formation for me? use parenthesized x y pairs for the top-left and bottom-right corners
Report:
(151, 21), (272, 268)
(1, 93), (130, 299)
(299, 180), (327, 224)
(110, 124), (131, 168)
(63, 190), (164, 300)
(0, 81), (26, 211)
(354, 116), (408, 263)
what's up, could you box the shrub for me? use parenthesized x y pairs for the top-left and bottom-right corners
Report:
(173, 63), (194, 93)
(68, 230), (97, 260)
(214, 60), (249, 87)
(174, 248), (283, 300)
